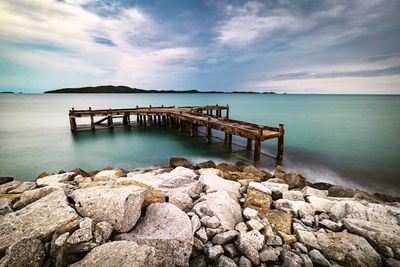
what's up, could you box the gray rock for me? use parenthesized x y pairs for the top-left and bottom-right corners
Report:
(70, 241), (156, 267)
(295, 230), (321, 250)
(266, 235), (283, 246)
(319, 219), (342, 232)
(292, 242), (308, 254)
(71, 186), (145, 233)
(94, 221), (113, 244)
(300, 253), (313, 267)
(0, 181), (21, 194)
(385, 258), (400, 267)
(301, 231), (382, 267)
(342, 218), (400, 255)
(54, 232), (70, 247)
(212, 230), (238, 245)
(116, 203), (193, 266)
(199, 170), (241, 199)
(224, 243), (238, 258)
(261, 181), (289, 199)
(329, 200), (399, 225)
(282, 190), (304, 201)
(206, 227), (224, 239)
(216, 255), (238, 267)
(0, 191), (80, 252)
(235, 222), (248, 232)
(0, 198), (12, 215)
(168, 191), (192, 211)
(8, 182), (36, 194)
(13, 186), (60, 210)
(67, 218), (94, 244)
(36, 172), (75, 186)
(282, 251), (303, 267)
(302, 186), (328, 198)
(239, 256), (253, 267)
(310, 249), (332, 267)
(246, 218), (264, 231)
(247, 181), (272, 195)
(205, 244), (224, 260)
(193, 237), (203, 250)
(206, 216), (220, 228)
(274, 199), (315, 216)
(191, 214), (201, 234)
(259, 247), (280, 262)
(243, 207), (258, 220)
(196, 227), (208, 243)
(0, 238), (45, 267)
(192, 191), (243, 230)
(306, 195), (336, 213)
(190, 254), (207, 267)
(239, 230), (264, 251)
(328, 185), (356, 198)
(238, 240), (260, 265)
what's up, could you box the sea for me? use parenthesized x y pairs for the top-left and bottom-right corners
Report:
(0, 93), (399, 195)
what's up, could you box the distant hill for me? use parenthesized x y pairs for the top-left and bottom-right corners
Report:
(44, 85), (277, 94)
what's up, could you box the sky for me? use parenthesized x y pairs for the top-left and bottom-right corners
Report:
(0, 0), (400, 94)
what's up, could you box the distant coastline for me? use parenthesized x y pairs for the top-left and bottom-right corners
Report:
(44, 85), (278, 94)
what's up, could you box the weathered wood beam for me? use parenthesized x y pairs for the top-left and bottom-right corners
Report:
(254, 139), (261, 161)
(246, 138), (252, 150)
(277, 123), (284, 160)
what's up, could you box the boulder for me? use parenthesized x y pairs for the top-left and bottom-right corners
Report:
(67, 218), (94, 245)
(260, 209), (292, 234)
(36, 172), (75, 186)
(299, 231), (381, 267)
(282, 173), (307, 189)
(244, 182), (272, 212)
(0, 238), (45, 267)
(0, 198), (12, 215)
(282, 190), (304, 201)
(196, 160), (216, 169)
(192, 191), (243, 230)
(309, 249), (331, 267)
(273, 165), (286, 179)
(0, 181), (22, 194)
(163, 166), (197, 179)
(0, 177), (13, 185)
(36, 171), (54, 179)
(216, 163), (238, 172)
(328, 185), (356, 198)
(259, 246), (280, 262)
(13, 186), (60, 210)
(261, 181), (289, 199)
(8, 182), (36, 194)
(93, 169), (126, 182)
(274, 199), (315, 216)
(168, 191), (192, 211)
(199, 170), (241, 199)
(242, 165), (264, 178)
(69, 168), (89, 177)
(0, 191), (80, 252)
(71, 186), (145, 233)
(70, 241), (156, 267)
(234, 161), (249, 172)
(215, 255), (238, 267)
(116, 203), (193, 266)
(342, 218), (400, 254)
(302, 186), (328, 198)
(211, 230), (238, 245)
(329, 200), (399, 225)
(113, 180), (164, 208)
(170, 157), (192, 168)
(94, 221), (113, 244)
(306, 195), (336, 213)
(282, 250), (303, 267)
(310, 182), (332, 190)
(319, 219), (342, 232)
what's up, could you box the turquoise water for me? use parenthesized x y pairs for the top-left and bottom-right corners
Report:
(0, 93), (399, 195)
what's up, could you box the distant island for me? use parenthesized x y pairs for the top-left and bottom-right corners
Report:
(44, 85), (277, 94)
(0, 91), (14, 94)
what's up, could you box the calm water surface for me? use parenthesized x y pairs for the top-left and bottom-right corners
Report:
(0, 93), (399, 195)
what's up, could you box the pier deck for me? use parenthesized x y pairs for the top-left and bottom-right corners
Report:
(68, 105), (284, 161)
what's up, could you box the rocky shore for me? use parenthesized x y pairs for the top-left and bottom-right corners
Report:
(0, 157), (399, 267)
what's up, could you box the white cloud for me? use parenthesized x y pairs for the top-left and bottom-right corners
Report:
(0, 0), (198, 90)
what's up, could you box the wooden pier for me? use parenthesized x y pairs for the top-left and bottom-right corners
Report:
(68, 105), (285, 161)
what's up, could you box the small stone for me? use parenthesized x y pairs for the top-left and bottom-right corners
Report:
(216, 255), (238, 267)
(205, 244), (224, 260)
(300, 253), (313, 267)
(168, 191), (193, 212)
(206, 216), (220, 229)
(224, 243), (237, 258)
(212, 230), (238, 245)
(277, 231), (296, 245)
(239, 256), (252, 267)
(266, 235), (283, 246)
(193, 237), (204, 250)
(246, 218), (264, 231)
(259, 247), (280, 262)
(196, 227), (208, 243)
(292, 242), (308, 254)
(235, 222), (248, 232)
(190, 254), (207, 267)
(309, 249), (332, 267)
(319, 219), (342, 232)
(240, 230), (265, 251)
(238, 239), (260, 265)
(206, 227), (224, 239)
(243, 207), (258, 220)
(94, 221), (113, 244)
(0, 198), (12, 215)
(191, 215), (201, 234)
(54, 232), (70, 247)
(282, 251), (303, 267)
(67, 218), (93, 244)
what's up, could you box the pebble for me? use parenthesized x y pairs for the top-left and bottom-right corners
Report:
(235, 222), (248, 232)
(243, 207), (258, 220)
(309, 249), (331, 267)
(212, 230), (238, 245)
(196, 227), (208, 243)
(205, 244), (224, 260)
(215, 255), (238, 267)
(239, 256), (252, 267)
(246, 218), (264, 231)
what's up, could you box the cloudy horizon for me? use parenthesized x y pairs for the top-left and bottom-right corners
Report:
(1, 0), (400, 94)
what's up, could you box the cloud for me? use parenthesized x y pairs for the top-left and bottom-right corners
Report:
(0, 0), (199, 90)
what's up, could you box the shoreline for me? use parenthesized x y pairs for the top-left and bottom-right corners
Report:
(0, 158), (399, 266)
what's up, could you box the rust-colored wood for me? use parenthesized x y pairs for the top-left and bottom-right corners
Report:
(246, 138), (252, 150)
(254, 139), (261, 161)
(227, 133), (232, 152)
(277, 123), (284, 160)
(206, 126), (212, 144)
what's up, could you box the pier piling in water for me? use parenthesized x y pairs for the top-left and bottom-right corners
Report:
(68, 105), (284, 161)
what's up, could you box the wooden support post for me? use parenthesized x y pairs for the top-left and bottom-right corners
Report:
(254, 139), (261, 161)
(247, 138), (252, 150)
(143, 115), (147, 126)
(126, 113), (131, 126)
(90, 116), (95, 130)
(206, 126), (212, 144)
(158, 115), (161, 126)
(137, 114), (140, 124)
(224, 133), (228, 144)
(226, 105), (229, 119)
(69, 117), (76, 131)
(178, 119), (182, 132)
(277, 123), (284, 160)
(227, 133), (232, 152)
(107, 110), (113, 128)
(148, 115), (152, 127)
(190, 123), (195, 137)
